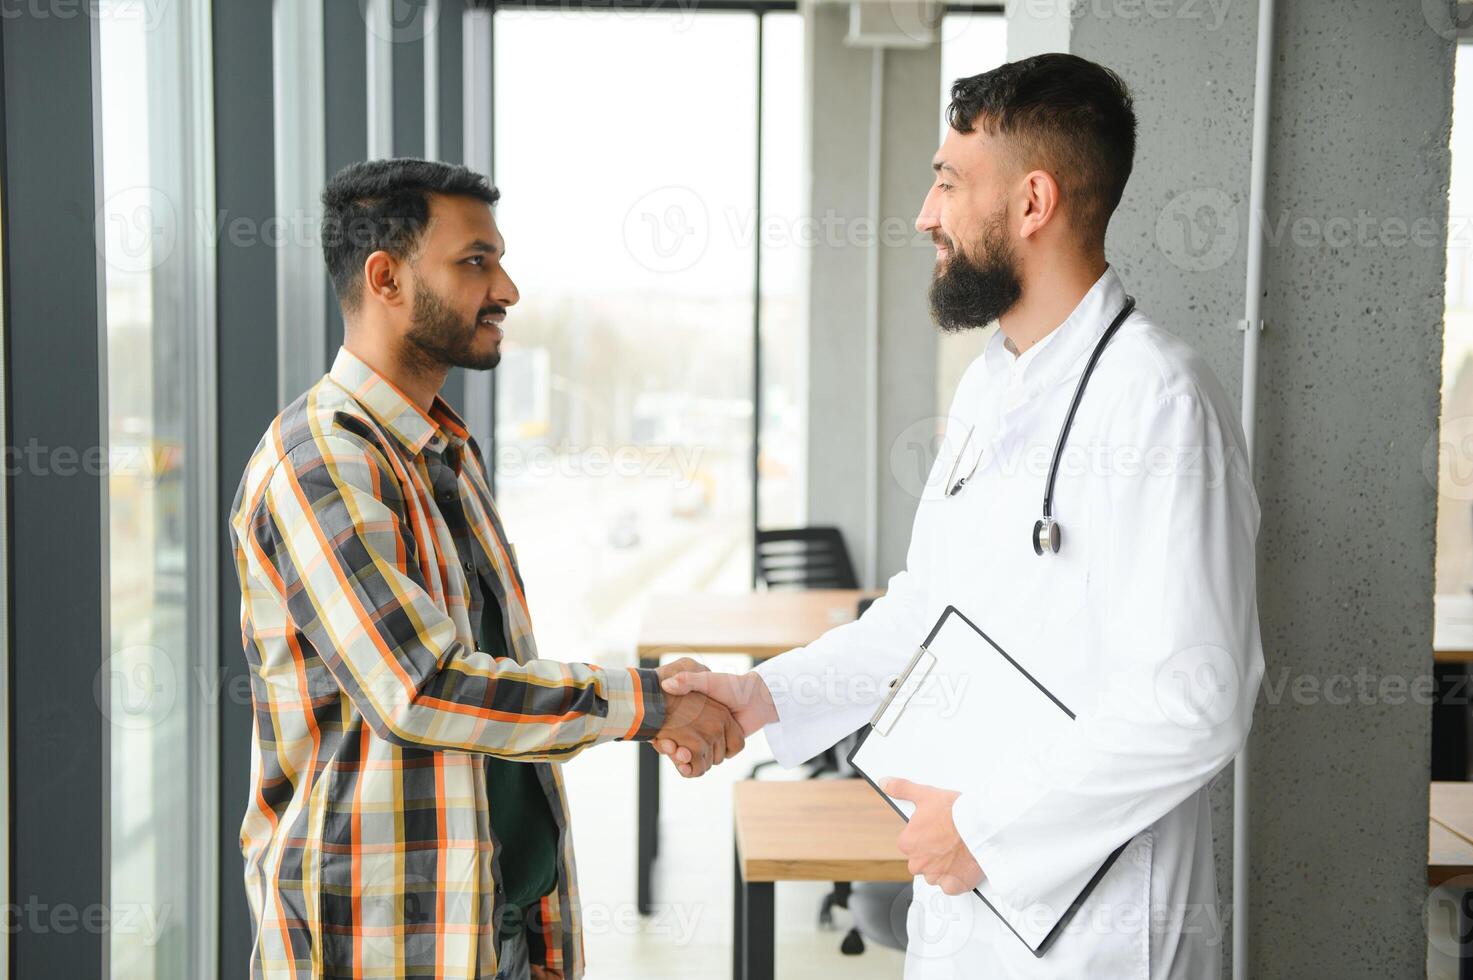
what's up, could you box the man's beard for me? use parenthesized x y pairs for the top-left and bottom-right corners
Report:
(404, 273), (503, 371)
(928, 205), (1022, 333)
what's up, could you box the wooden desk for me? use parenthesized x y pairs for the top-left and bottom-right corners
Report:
(635, 589), (877, 914)
(732, 780), (908, 980)
(1430, 820), (1473, 887)
(1434, 782), (1473, 848)
(721, 781), (1473, 978)
(637, 589), (878, 661)
(1431, 782), (1473, 978)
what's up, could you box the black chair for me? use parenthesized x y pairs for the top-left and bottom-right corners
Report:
(751, 527), (875, 953)
(754, 526), (860, 591)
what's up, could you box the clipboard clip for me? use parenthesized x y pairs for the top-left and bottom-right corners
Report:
(869, 643), (936, 735)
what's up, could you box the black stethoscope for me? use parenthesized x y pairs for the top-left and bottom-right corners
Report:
(943, 295), (1137, 557)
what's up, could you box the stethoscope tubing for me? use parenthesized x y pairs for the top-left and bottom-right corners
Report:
(942, 295), (1138, 557)
(1040, 295), (1136, 522)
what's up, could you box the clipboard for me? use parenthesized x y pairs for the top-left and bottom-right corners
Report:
(846, 605), (1130, 958)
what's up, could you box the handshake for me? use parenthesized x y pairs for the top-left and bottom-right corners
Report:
(646, 657), (983, 895)
(649, 658), (779, 777)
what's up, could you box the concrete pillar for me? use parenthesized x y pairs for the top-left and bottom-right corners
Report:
(1014, 0), (1453, 975)
(802, 1), (941, 585)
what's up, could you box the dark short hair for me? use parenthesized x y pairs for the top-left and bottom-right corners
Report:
(320, 159), (500, 314)
(946, 53), (1136, 247)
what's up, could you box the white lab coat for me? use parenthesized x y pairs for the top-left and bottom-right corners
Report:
(754, 266), (1264, 980)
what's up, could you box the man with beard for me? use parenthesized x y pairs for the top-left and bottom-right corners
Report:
(657, 54), (1264, 979)
(227, 159), (744, 980)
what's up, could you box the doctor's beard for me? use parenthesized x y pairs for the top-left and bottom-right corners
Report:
(928, 203), (1022, 333)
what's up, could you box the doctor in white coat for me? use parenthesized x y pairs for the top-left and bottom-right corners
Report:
(657, 52), (1264, 980)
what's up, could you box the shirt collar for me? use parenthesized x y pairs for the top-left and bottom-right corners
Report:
(1001, 322), (1059, 376)
(327, 346), (471, 456)
(982, 264), (1129, 394)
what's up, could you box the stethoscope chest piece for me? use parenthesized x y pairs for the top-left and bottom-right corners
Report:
(1032, 516), (1061, 556)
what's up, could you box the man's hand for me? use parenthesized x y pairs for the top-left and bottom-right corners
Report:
(651, 659), (745, 777)
(649, 657), (742, 778)
(529, 966), (562, 980)
(652, 670), (778, 774)
(885, 778), (983, 896)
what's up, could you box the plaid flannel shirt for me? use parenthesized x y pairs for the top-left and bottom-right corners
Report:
(229, 347), (666, 979)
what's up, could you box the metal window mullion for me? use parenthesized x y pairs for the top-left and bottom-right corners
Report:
(425, 0), (441, 160)
(212, 2), (279, 976)
(324, 0), (369, 361)
(462, 4), (496, 487)
(366, 0), (395, 158)
(1, 7), (109, 976)
(433, 0), (470, 411)
(178, 2), (222, 977)
(435, 0), (465, 166)
(272, 0), (327, 404)
(391, 1), (426, 158)
(751, 10), (764, 583)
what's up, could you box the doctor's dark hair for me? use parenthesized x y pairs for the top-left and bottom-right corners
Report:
(320, 158), (500, 314)
(946, 53), (1136, 248)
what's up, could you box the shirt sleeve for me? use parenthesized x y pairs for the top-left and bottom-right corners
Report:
(753, 565), (929, 768)
(951, 391), (1265, 909)
(245, 430), (666, 759)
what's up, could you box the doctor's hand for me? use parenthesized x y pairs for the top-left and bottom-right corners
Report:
(652, 670), (778, 776)
(885, 778), (984, 897)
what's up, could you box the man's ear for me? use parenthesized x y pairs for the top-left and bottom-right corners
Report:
(362, 250), (405, 308)
(1017, 169), (1061, 241)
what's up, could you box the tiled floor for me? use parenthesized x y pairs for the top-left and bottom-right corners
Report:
(557, 659), (907, 979)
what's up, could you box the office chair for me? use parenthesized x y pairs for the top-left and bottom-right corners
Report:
(754, 526), (860, 592)
(749, 527), (861, 784)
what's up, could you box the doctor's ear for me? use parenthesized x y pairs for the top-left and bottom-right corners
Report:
(1017, 169), (1061, 240)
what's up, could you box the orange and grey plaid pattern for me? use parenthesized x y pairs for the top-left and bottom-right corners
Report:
(228, 347), (664, 979)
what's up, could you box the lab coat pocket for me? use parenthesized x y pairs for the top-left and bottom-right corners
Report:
(1069, 829), (1154, 980)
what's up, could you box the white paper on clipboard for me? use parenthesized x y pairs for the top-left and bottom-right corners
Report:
(846, 605), (1127, 958)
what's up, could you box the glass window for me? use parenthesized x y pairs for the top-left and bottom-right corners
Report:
(97, 1), (216, 976)
(1435, 42), (1473, 597)
(490, 15), (802, 967)
(492, 9), (759, 668)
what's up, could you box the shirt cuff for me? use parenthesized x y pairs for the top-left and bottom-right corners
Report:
(952, 790), (1044, 910)
(752, 659), (815, 769)
(599, 666), (667, 742)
